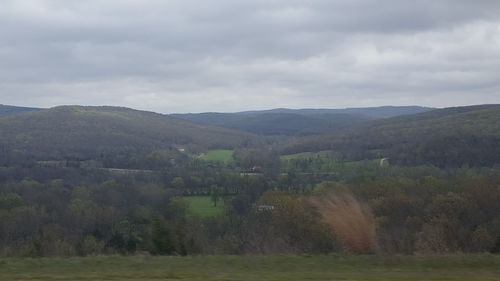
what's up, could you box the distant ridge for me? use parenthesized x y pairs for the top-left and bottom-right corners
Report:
(0, 104), (41, 116)
(234, 106), (434, 118)
(172, 106), (434, 135)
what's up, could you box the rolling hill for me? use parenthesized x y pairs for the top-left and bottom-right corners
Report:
(282, 105), (500, 167)
(172, 106), (432, 136)
(2, 103), (496, 168)
(172, 112), (369, 135)
(236, 106), (433, 118)
(0, 106), (255, 163)
(0, 104), (41, 116)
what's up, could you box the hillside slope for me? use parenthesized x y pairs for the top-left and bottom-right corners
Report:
(238, 106), (433, 118)
(173, 112), (369, 135)
(172, 106), (431, 136)
(283, 105), (500, 167)
(0, 106), (254, 162)
(0, 104), (41, 116)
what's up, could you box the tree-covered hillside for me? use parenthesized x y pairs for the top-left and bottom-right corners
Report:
(0, 106), (255, 163)
(173, 112), (369, 135)
(0, 104), (41, 116)
(282, 105), (500, 167)
(172, 106), (432, 136)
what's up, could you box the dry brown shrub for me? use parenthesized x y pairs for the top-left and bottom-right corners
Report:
(309, 192), (378, 254)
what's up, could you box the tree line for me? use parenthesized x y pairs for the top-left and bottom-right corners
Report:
(1, 150), (500, 256)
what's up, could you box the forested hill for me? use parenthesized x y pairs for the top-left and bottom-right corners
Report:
(171, 112), (370, 136)
(0, 104), (41, 116)
(0, 106), (255, 162)
(283, 104), (500, 167)
(2, 104), (497, 168)
(172, 106), (432, 136)
(238, 105), (433, 118)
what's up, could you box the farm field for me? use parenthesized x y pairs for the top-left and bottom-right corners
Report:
(1, 255), (499, 281)
(182, 196), (224, 217)
(280, 150), (336, 161)
(198, 149), (234, 162)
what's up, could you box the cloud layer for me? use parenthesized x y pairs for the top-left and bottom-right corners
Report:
(1, 0), (500, 112)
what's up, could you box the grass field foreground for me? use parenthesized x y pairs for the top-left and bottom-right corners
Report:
(1, 255), (500, 281)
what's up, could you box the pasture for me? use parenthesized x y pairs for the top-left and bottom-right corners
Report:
(182, 196), (224, 218)
(198, 149), (234, 163)
(281, 150), (336, 161)
(0, 255), (499, 281)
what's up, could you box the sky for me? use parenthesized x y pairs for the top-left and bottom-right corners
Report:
(1, 0), (500, 113)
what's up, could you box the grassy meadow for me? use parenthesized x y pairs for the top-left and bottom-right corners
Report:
(183, 196), (225, 217)
(198, 149), (234, 163)
(1, 255), (500, 281)
(280, 150), (336, 161)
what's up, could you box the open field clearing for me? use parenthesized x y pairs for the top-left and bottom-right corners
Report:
(182, 196), (225, 217)
(1, 255), (500, 281)
(198, 149), (234, 162)
(280, 150), (336, 161)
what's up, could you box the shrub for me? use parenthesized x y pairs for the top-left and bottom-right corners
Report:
(309, 191), (378, 254)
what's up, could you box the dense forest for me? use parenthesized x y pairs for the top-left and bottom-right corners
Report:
(0, 106), (256, 165)
(172, 106), (432, 136)
(281, 104), (500, 168)
(0, 105), (41, 116)
(1, 104), (500, 257)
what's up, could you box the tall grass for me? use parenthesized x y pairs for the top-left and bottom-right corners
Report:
(309, 192), (378, 254)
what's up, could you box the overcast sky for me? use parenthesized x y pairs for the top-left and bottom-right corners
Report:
(1, 0), (500, 113)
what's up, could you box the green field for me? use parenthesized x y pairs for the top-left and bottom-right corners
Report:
(198, 149), (234, 162)
(281, 150), (336, 161)
(1, 255), (499, 281)
(183, 196), (224, 218)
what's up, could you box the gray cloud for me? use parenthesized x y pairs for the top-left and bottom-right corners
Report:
(1, 0), (500, 113)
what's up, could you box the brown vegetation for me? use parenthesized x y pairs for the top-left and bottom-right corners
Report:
(309, 191), (378, 254)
